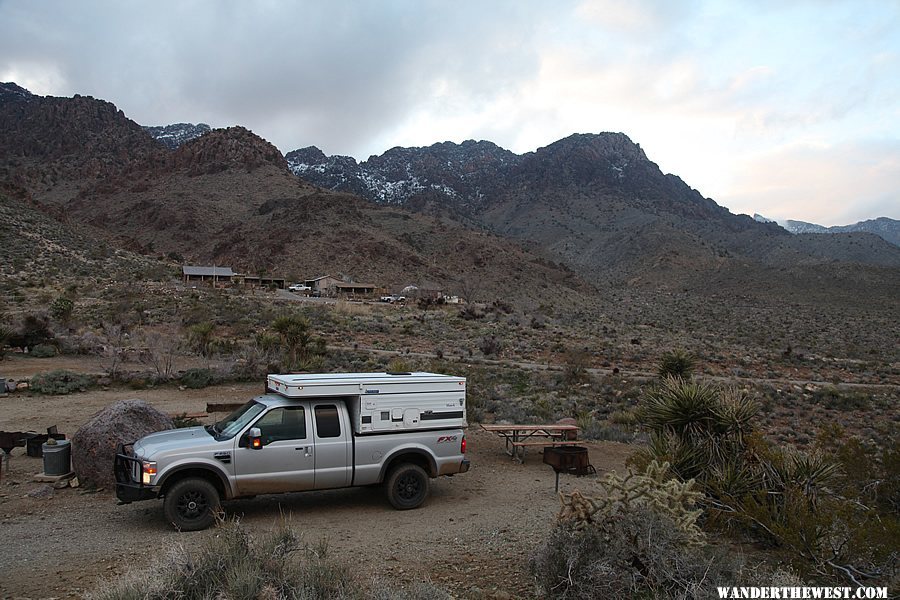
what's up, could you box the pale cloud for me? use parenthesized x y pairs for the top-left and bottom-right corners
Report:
(723, 141), (900, 225)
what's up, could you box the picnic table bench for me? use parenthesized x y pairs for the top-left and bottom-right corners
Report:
(481, 423), (581, 463)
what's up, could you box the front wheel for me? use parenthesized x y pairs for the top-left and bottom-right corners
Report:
(163, 477), (221, 531)
(386, 463), (430, 510)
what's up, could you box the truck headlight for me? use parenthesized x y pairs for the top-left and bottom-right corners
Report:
(141, 461), (157, 485)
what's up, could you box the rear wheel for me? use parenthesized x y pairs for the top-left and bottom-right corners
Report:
(386, 463), (429, 510)
(163, 477), (220, 531)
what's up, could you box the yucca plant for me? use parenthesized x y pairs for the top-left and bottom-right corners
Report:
(639, 376), (720, 439)
(760, 448), (842, 510)
(636, 377), (760, 495)
(187, 321), (216, 357)
(658, 348), (695, 380)
(271, 314), (326, 371)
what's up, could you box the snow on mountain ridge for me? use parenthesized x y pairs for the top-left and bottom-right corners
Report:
(143, 123), (211, 150)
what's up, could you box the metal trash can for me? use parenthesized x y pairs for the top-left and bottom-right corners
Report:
(42, 440), (72, 476)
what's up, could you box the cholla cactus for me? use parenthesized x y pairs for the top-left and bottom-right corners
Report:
(558, 461), (705, 545)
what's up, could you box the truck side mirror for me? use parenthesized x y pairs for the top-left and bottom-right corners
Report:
(248, 427), (263, 449)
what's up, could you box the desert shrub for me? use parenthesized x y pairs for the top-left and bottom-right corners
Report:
(172, 412), (202, 428)
(186, 321), (216, 357)
(90, 520), (449, 600)
(29, 370), (96, 395)
(387, 358), (413, 373)
(491, 299), (513, 314)
(138, 331), (180, 380)
(531, 462), (743, 599)
(0, 322), (10, 359)
(49, 296), (75, 323)
(9, 313), (54, 349)
(562, 348), (590, 385)
(608, 408), (638, 426)
(478, 335), (503, 357)
(658, 348), (695, 380)
(29, 343), (58, 358)
(180, 368), (216, 389)
(811, 386), (871, 411)
(457, 304), (485, 320)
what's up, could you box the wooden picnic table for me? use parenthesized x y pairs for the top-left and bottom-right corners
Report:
(480, 423), (581, 463)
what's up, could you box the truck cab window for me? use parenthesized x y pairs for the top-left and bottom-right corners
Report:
(253, 406), (306, 444)
(314, 405), (341, 438)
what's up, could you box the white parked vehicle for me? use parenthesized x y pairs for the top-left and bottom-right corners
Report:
(288, 284), (311, 293)
(115, 372), (470, 530)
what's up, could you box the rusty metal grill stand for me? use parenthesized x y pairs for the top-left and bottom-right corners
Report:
(542, 446), (596, 492)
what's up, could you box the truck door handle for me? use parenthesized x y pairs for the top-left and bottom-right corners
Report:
(295, 446), (312, 456)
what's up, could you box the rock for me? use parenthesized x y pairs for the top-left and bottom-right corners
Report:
(53, 480), (70, 489)
(16, 382), (28, 390)
(26, 484), (54, 499)
(71, 399), (174, 488)
(69, 476), (80, 488)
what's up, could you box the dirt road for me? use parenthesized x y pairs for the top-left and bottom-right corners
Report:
(0, 383), (632, 599)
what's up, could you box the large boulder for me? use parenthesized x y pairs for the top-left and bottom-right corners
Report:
(72, 399), (175, 488)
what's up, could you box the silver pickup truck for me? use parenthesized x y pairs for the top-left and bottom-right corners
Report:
(114, 372), (470, 530)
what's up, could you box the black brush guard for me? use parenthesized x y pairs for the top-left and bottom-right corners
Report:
(114, 443), (157, 503)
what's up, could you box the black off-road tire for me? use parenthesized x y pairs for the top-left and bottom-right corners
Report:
(163, 477), (221, 531)
(386, 463), (430, 510)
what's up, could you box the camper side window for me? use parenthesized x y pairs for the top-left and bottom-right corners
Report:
(314, 405), (341, 438)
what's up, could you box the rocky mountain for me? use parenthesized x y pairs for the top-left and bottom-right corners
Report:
(783, 217), (900, 246)
(783, 219), (828, 234)
(290, 133), (900, 286)
(143, 122), (211, 149)
(0, 86), (166, 202)
(0, 85), (592, 309)
(3, 83), (899, 329)
(0, 81), (34, 102)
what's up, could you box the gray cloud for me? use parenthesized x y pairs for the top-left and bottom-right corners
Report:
(0, 1), (556, 156)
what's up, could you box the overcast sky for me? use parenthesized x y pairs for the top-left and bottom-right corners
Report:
(2, 0), (898, 225)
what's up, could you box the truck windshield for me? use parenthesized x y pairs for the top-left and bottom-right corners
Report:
(214, 401), (266, 439)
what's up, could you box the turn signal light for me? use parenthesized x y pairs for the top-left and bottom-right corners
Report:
(251, 437), (262, 449)
(141, 461), (157, 485)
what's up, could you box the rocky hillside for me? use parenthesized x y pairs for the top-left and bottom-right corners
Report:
(290, 133), (900, 285)
(3, 83), (898, 329)
(143, 122), (211, 149)
(0, 87), (592, 309)
(0, 194), (161, 292)
(0, 86), (166, 202)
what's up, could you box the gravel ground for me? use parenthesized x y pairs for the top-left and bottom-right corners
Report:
(0, 378), (633, 599)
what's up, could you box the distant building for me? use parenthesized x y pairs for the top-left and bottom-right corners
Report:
(302, 275), (380, 298)
(334, 282), (378, 298)
(304, 275), (340, 295)
(241, 275), (286, 289)
(182, 265), (235, 285)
